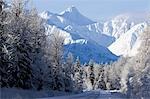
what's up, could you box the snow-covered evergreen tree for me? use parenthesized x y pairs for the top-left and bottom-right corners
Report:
(108, 57), (127, 90)
(5, 0), (34, 88)
(0, 0), (46, 89)
(97, 65), (107, 90)
(63, 52), (74, 92)
(0, 0), (9, 87)
(48, 30), (65, 91)
(127, 27), (150, 98)
(74, 57), (83, 92)
(27, 8), (48, 90)
(88, 60), (95, 90)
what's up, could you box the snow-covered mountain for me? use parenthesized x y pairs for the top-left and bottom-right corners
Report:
(103, 15), (131, 38)
(40, 6), (95, 28)
(103, 14), (148, 39)
(108, 23), (147, 57)
(40, 6), (148, 63)
(40, 6), (115, 47)
(103, 14), (148, 57)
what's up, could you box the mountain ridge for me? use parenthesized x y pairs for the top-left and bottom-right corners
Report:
(40, 6), (148, 63)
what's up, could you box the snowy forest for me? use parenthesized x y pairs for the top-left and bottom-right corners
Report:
(0, 0), (150, 99)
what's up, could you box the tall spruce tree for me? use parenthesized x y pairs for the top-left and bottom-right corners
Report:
(74, 57), (83, 92)
(5, 0), (33, 88)
(0, 0), (9, 87)
(88, 60), (95, 90)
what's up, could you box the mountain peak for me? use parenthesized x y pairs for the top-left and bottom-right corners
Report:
(66, 5), (77, 12)
(60, 6), (94, 25)
(60, 6), (79, 15)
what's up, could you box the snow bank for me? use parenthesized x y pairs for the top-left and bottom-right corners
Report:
(0, 88), (71, 99)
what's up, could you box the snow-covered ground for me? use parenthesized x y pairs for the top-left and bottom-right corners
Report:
(39, 89), (127, 99)
(0, 88), (72, 99)
(0, 88), (127, 99)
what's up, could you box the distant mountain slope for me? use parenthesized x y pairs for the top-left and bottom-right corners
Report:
(64, 41), (118, 63)
(108, 23), (147, 56)
(103, 14), (149, 39)
(46, 25), (118, 63)
(64, 23), (115, 47)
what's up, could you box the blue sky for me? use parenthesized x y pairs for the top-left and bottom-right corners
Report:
(8, 0), (150, 21)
